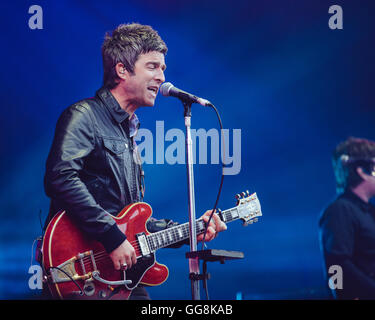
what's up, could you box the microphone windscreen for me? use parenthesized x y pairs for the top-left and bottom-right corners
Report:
(160, 82), (174, 97)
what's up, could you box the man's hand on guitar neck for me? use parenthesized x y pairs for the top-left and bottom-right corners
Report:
(197, 210), (227, 242)
(109, 239), (137, 271)
(108, 210), (227, 270)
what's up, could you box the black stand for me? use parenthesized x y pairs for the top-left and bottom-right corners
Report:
(182, 99), (244, 300)
(182, 100), (200, 300)
(186, 250), (244, 300)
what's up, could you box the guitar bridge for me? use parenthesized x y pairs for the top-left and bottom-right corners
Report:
(49, 250), (94, 284)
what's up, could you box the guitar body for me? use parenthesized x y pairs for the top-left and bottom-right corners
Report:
(42, 202), (169, 300)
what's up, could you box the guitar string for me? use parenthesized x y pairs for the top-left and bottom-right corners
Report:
(79, 227), (182, 266)
(80, 224), (189, 265)
(79, 223), (189, 262)
(63, 209), (238, 274)
(109, 213), (230, 257)
(79, 225), (194, 268)
(79, 221), (234, 272)
(78, 215), (231, 269)
(82, 212), (232, 262)
(143, 209), (237, 250)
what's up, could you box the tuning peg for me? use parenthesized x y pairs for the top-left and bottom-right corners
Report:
(241, 192), (247, 197)
(235, 194), (241, 200)
(246, 190), (250, 196)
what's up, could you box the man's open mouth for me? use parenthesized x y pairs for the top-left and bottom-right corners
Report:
(147, 86), (158, 94)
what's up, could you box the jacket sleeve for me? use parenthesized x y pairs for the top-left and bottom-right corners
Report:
(44, 104), (126, 253)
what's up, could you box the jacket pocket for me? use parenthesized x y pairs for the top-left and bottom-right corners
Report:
(103, 137), (127, 155)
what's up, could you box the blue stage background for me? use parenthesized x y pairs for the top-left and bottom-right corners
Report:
(1, 0), (374, 299)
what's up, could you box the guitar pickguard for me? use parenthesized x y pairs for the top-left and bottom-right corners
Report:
(125, 253), (155, 290)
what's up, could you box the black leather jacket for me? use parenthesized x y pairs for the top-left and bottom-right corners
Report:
(44, 87), (164, 252)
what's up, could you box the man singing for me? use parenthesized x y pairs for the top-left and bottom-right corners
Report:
(43, 23), (226, 299)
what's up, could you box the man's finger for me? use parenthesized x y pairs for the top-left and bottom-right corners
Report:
(125, 256), (133, 269)
(113, 260), (120, 271)
(132, 252), (137, 266)
(212, 213), (227, 231)
(207, 226), (216, 239)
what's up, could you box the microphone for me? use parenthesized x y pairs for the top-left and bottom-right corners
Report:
(160, 82), (212, 107)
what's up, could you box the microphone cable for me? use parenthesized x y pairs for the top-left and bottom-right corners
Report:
(200, 102), (225, 250)
(199, 102), (226, 300)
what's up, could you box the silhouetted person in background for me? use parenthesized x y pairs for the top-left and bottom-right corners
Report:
(319, 137), (375, 299)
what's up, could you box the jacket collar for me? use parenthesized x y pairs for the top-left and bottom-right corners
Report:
(96, 86), (130, 124)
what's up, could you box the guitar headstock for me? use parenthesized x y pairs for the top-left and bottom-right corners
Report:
(235, 191), (262, 226)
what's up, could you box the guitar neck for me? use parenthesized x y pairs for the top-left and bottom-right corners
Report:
(146, 206), (240, 252)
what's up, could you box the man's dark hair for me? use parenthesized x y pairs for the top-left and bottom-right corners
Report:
(332, 137), (375, 193)
(101, 23), (168, 89)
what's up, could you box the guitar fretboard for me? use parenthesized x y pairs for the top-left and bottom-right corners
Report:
(146, 207), (239, 251)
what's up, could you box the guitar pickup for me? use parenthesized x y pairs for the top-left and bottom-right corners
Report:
(136, 233), (151, 256)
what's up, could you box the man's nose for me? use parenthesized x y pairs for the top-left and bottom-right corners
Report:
(155, 69), (165, 84)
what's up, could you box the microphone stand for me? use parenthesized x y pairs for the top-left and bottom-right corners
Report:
(181, 98), (245, 300)
(182, 100), (200, 300)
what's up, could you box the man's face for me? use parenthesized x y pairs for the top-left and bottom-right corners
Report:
(123, 51), (166, 107)
(357, 162), (375, 197)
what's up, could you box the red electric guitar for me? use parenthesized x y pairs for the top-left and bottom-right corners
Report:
(42, 191), (262, 299)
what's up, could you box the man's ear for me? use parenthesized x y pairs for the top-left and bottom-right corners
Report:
(115, 63), (128, 80)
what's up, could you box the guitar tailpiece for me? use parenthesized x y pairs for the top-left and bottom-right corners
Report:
(91, 270), (132, 287)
